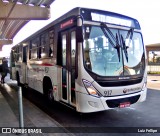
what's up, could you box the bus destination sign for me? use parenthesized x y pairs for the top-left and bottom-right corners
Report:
(91, 12), (132, 27)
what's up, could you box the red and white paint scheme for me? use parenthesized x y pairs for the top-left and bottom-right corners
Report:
(10, 7), (147, 113)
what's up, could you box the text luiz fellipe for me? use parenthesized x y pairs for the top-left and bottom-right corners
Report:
(138, 129), (158, 133)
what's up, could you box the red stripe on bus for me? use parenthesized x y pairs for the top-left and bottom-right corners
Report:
(40, 63), (54, 66)
(62, 84), (67, 88)
(71, 88), (75, 91)
(62, 85), (75, 91)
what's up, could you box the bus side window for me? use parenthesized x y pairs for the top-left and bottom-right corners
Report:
(30, 37), (39, 59)
(16, 45), (22, 62)
(11, 49), (16, 66)
(23, 46), (27, 63)
(12, 48), (17, 62)
(57, 33), (62, 66)
(40, 31), (55, 58)
(40, 33), (47, 58)
(49, 30), (54, 57)
(49, 47), (53, 57)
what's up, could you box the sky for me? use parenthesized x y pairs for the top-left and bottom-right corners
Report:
(1, 0), (160, 57)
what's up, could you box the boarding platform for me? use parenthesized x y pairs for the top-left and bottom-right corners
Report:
(0, 74), (72, 136)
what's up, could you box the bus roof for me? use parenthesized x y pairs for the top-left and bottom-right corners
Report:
(49, 7), (140, 29)
(79, 7), (140, 29)
(13, 7), (141, 47)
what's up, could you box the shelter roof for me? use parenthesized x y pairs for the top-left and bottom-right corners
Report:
(0, 0), (54, 50)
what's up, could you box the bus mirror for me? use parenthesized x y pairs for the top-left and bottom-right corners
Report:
(76, 27), (83, 42)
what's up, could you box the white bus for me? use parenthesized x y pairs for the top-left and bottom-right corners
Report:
(10, 7), (147, 113)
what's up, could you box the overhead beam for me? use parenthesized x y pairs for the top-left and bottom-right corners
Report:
(0, 1), (50, 20)
(0, 39), (13, 45)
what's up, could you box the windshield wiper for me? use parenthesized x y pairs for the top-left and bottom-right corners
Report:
(126, 28), (134, 48)
(116, 33), (121, 62)
(121, 28), (134, 62)
(101, 23), (121, 62)
(100, 23), (116, 47)
(121, 35), (128, 62)
(126, 28), (134, 41)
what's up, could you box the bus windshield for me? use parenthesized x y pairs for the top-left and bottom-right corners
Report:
(83, 25), (145, 76)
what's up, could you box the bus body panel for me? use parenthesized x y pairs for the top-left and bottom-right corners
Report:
(27, 63), (58, 94)
(10, 7), (147, 113)
(15, 62), (25, 84)
(92, 80), (143, 97)
(76, 87), (147, 113)
(75, 44), (147, 112)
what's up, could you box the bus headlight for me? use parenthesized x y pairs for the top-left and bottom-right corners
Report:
(82, 80), (101, 97)
(142, 81), (147, 91)
(142, 77), (147, 91)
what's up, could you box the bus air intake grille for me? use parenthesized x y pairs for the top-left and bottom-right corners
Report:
(106, 95), (140, 108)
(97, 78), (142, 87)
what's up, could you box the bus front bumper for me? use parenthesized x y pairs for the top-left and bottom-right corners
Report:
(76, 89), (147, 113)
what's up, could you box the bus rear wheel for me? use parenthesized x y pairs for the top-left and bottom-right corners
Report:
(43, 78), (54, 103)
(47, 88), (54, 102)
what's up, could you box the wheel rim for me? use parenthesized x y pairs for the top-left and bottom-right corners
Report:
(48, 89), (53, 101)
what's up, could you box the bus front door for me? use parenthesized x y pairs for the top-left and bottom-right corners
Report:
(61, 30), (76, 106)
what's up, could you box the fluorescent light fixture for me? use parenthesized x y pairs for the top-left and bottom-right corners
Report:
(2, 0), (9, 3)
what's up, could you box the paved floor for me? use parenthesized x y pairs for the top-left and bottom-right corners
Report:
(0, 74), (72, 136)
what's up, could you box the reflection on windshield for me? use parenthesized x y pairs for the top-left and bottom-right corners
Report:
(122, 32), (144, 76)
(83, 25), (144, 77)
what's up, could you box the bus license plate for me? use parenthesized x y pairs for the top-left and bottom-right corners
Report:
(119, 102), (130, 108)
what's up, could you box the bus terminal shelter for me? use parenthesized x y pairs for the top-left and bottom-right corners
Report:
(146, 43), (160, 73)
(0, 0), (54, 51)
